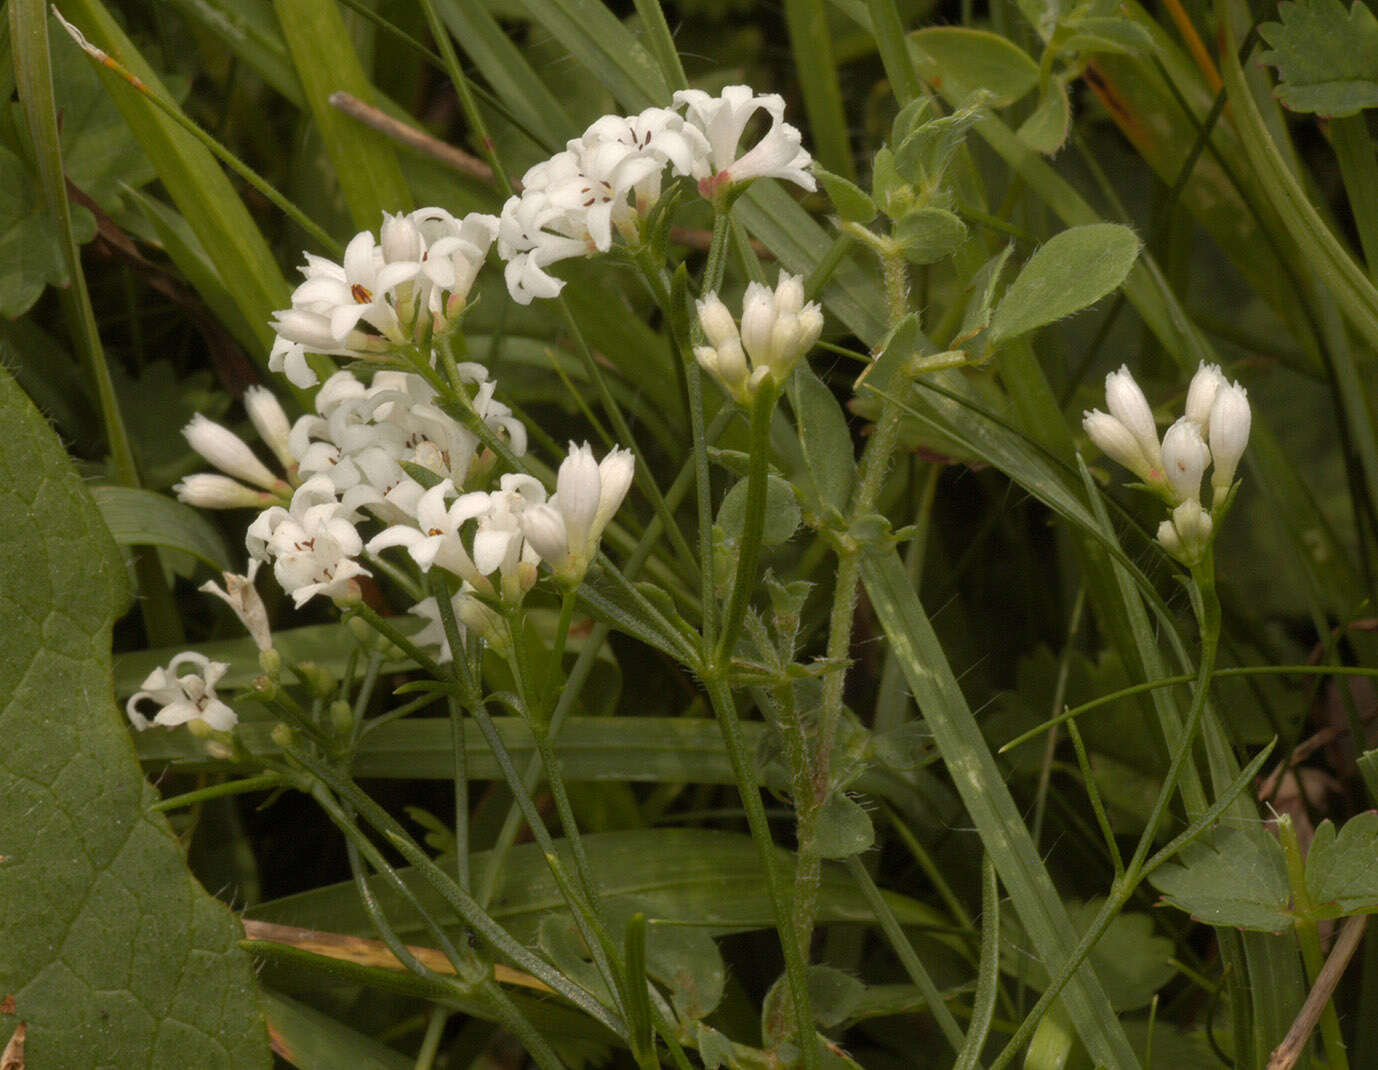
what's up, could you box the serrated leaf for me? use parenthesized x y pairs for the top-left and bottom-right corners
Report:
(1149, 825), (1293, 932)
(815, 166), (877, 223)
(909, 27), (1040, 106)
(893, 207), (968, 264)
(989, 223), (1141, 343)
(0, 365), (269, 1065)
(1259, 0), (1378, 116)
(1017, 78), (1071, 154)
(812, 792), (875, 859)
(1305, 812), (1378, 918)
(0, 143), (91, 318)
(92, 485), (233, 571)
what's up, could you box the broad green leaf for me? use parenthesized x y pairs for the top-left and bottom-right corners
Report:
(988, 223), (1141, 343)
(248, 829), (939, 943)
(272, 0), (412, 231)
(717, 473), (801, 546)
(1061, 16), (1159, 57)
(0, 365), (268, 1065)
(814, 166), (877, 223)
(787, 363), (856, 514)
(1017, 79), (1071, 154)
(812, 792), (875, 859)
(1003, 902), (1176, 1012)
(1305, 813), (1378, 918)
(893, 206), (968, 264)
(1149, 825), (1293, 932)
(909, 27), (1040, 106)
(1259, 0), (1378, 116)
(762, 965), (864, 1044)
(0, 143), (85, 317)
(92, 485), (233, 571)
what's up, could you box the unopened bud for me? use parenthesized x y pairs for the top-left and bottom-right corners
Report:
(270, 723), (295, 748)
(1209, 381), (1251, 497)
(1161, 417), (1210, 504)
(1104, 366), (1162, 472)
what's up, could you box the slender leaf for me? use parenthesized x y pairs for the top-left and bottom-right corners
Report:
(92, 485), (232, 571)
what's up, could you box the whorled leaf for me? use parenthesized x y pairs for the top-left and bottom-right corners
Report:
(0, 365), (269, 1065)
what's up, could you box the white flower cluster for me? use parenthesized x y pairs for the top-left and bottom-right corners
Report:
(1083, 363), (1252, 564)
(127, 652), (236, 732)
(271, 208), (500, 387)
(498, 87), (816, 304)
(695, 272), (824, 403)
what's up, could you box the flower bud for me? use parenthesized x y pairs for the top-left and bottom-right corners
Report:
(1158, 498), (1214, 564)
(696, 293), (739, 348)
(1082, 410), (1154, 481)
(183, 414), (281, 490)
(1209, 381), (1251, 496)
(520, 502), (570, 565)
(243, 386), (295, 471)
(173, 474), (270, 509)
(1161, 417), (1210, 503)
(1104, 366), (1162, 472)
(1184, 362), (1225, 430)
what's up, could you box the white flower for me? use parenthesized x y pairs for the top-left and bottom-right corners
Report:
(244, 386), (295, 472)
(246, 477), (371, 608)
(367, 479), (492, 590)
(694, 273), (823, 402)
(1082, 410), (1155, 482)
(126, 652), (236, 732)
(521, 443), (635, 582)
(411, 207), (500, 324)
(674, 85), (815, 197)
(473, 474), (545, 602)
(269, 335), (317, 389)
(1157, 498), (1213, 565)
(1184, 362), (1226, 430)
(1161, 417), (1210, 504)
(497, 190), (592, 304)
(1104, 365), (1162, 475)
(183, 414), (284, 492)
(200, 560), (273, 651)
(174, 474), (274, 510)
(1209, 381), (1251, 497)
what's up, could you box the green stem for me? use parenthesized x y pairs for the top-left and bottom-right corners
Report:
(416, 0), (512, 196)
(150, 772), (284, 812)
(716, 383), (779, 662)
(1279, 815), (1350, 1070)
(864, 0), (922, 105)
(349, 602), (449, 680)
(428, 575), (470, 892)
(704, 675), (818, 1069)
(1330, 114), (1378, 288)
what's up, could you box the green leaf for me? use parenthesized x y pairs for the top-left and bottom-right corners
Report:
(1016, 78), (1071, 154)
(762, 965), (864, 1045)
(260, 990), (411, 1069)
(812, 792), (876, 859)
(92, 485), (233, 571)
(1149, 825), (1293, 932)
(893, 207), (969, 264)
(954, 243), (1015, 346)
(787, 364), (856, 514)
(1259, 0), (1378, 116)
(1060, 16), (1160, 57)
(909, 27), (1040, 106)
(517, 0), (670, 112)
(248, 829), (938, 943)
(814, 166), (877, 223)
(1305, 813), (1378, 918)
(0, 143), (90, 318)
(717, 473), (801, 547)
(989, 223), (1141, 343)
(1004, 902), (1176, 1012)
(271, 0), (411, 231)
(0, 365), (268, 1065)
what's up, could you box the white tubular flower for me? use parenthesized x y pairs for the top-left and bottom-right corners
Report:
(523, 443), (635, 582)
(200, 560), (272, 651)
(497, 191), (592, 304)
(1157, 498), (1214, 565)
(1081, 410), (1155, 482)
(1184, 362), (1226, 431)
(1104, 365), (1163, 475)
(367, 479), (492, 590)
(174, 474), (274, 510)
(1161, 417), (1211, 504)
(246, 477), (370, 608)
(126, 652), (236, 732)
(1209, 381), (1251, 497)
(184, 414), (284, 492)
(244, 386), (295, 471)
(473, 474), (546, 602)
(412, 208), (500, 323)
(674, 85), (816, 197)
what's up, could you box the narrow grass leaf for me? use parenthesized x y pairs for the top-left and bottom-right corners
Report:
(92, 485), (232, 571)
(518, 0), (669, 112)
